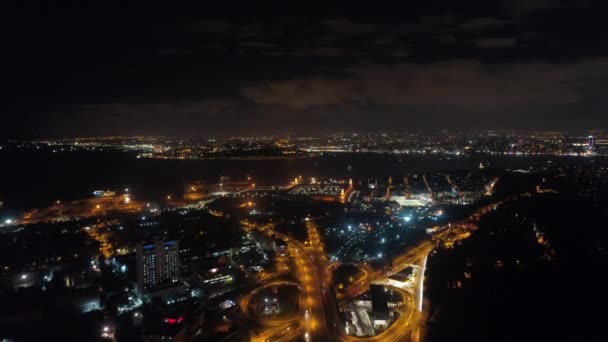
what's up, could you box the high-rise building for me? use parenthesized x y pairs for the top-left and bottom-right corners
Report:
(136, 240), (180, 293)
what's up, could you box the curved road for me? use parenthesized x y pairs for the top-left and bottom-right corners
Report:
(239, 281), (301, 327)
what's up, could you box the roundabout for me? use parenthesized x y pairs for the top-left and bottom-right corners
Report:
(240, 281), (301, 327)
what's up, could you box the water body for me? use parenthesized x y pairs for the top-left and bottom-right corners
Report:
(1, 149), (605, 216)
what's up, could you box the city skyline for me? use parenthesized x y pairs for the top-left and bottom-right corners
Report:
(3, 2), (608, 341)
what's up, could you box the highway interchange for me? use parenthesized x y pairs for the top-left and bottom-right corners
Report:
(238, 198), (504, 342)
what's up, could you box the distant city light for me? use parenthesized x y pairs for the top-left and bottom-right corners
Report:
(404, 216), (412, 222)
(4, 219), (13, 225)
(20, 274), (28, 280)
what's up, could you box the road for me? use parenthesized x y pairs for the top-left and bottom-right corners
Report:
(245, 198), (508, 342)
(304, 220), (342, 336)
(288, 237), (328, 341)
(341, 201), (508, 342)
(342, 286), (415, 342)
(273, 220), (333, 341)
(239, 281), (300, 328)
(306, 218), (421, 342)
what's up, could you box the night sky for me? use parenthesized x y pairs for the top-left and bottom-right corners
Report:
(5, 1), (608, 137)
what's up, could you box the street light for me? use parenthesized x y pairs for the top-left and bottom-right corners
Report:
(101, 325), (114, 339)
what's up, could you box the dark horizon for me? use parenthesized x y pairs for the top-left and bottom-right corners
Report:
(5, 1), (608, 138)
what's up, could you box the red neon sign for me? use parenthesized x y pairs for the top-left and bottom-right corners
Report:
(165, 316), (184, 324)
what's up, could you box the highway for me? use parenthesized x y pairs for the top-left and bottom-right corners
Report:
(273, 220), (424, 342)
(304, 221), (341, 336)
(291, 243), (327, 341)
(288, 220), (331, 340)
(271, 220), (333, 341)
(342, 286), (415, 342)
(243, 198), (508, 342)
(344, 200), (507, 342)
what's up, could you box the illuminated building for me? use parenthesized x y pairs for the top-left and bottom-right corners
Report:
(197, 267), (233, 286)
(136, 240), (180, 294)
(92, 190), (116, 197)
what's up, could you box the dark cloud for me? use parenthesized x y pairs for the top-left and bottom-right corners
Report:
(82, 99), (244, 120)
(239, 41), (279, 49)
(236, 22), (265, 38)
(155, 48), (193, 56)
(323, 18), (377, 34)
(372, 37), (397, 45)
(241, 59), (608, 109)
(502, 0), (599, 14)
(5, 2), (608, 137)
(455, 17), (513, 31)
(387, 13), (463, 37)
(389, 50), (411, 59)
(474, 37), (518, 48)
(189, 20), (234, 35)
(309, 47), (343, 57)
(419, 14), (461, 28)
(435, 34), (458, 45)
